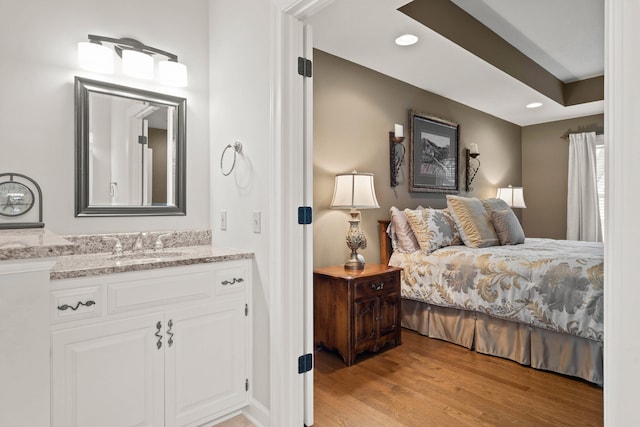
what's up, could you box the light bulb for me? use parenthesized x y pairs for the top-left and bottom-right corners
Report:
(122, 50), (154, 79)
(78, 42), (114, 74)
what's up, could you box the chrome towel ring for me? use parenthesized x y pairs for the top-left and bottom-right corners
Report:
(220, 141), (243, 176)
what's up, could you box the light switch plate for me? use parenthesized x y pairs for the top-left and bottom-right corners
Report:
(253, 211), (261, 233)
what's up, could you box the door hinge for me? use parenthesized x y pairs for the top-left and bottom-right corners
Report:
(298, 206), (312, 224)
(245, 378), (249, 391)
(298, 353), (313, 374)
(138, 135), (148, 145)
(297, 57), (312, 78)
(245, 304), (248, 316)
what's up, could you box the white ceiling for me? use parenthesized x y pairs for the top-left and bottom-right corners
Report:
(307, 0), (604, 126)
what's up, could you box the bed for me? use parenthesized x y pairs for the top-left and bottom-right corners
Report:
(379, 197), (604, 385)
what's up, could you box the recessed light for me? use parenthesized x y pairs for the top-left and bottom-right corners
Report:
(526, 102), (543, 109)
(395, 34), (418, 46)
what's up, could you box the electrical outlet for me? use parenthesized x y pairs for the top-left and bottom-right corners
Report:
(253, 211), (261, 233)
(220, 210), (227, 231)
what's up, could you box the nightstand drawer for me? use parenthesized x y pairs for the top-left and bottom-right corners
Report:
(353, 274), (397, 299)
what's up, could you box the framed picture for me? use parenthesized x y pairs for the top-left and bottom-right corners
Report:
(409, 111), (459, 193)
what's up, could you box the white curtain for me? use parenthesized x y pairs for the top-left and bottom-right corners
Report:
(567, 132), (603, 242)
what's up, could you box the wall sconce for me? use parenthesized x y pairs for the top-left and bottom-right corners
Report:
(78, 34), (188, 87)
(330, 171), (380, 270)
(497, 185), (527, 208)
(465, 143), (480, 192)
(389, 124), (405, 187)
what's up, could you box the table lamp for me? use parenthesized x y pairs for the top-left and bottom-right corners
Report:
(330, 171), (380, 270)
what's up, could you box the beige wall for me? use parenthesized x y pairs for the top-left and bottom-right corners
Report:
(521, 113), (604, 239)
(313, 50), (522, 268)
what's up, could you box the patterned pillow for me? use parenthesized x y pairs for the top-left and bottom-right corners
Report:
(446, 195), (499, 248)
(492, 209), (525, 245)
(389, 206), (422, 253)
(404, 207), (461, 254)
(481, 198), (511, 218)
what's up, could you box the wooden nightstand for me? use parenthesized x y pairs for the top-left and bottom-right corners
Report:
(313, 264), (402, 366)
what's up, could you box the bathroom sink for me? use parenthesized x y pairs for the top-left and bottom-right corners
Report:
(108, 251), (185, 262)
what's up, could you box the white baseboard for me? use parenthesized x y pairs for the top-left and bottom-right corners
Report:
(243, 398), (270, 427)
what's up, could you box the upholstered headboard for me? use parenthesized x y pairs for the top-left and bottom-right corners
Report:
(378, 220), (392, 265)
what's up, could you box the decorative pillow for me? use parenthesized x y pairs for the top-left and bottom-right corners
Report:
(492, 209), (526, 245)
(481, 198), (511, 218)
(389, 206), (422, 253)
(446, 195), (499, 248)
(404, 207), (461, 254)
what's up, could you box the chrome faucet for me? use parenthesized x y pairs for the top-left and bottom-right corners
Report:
(104, 237), (123, 256)
(132, 232), (147, 253)
(155, 233), (172, 250)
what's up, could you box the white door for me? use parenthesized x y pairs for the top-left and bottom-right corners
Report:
(164, 300), (248, 427)
(51, 313), (165, 427)
(301, 22), (315, 427)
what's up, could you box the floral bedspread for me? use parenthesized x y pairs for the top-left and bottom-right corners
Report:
(389, 238), (604, 342)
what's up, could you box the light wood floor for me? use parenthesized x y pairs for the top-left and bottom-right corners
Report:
(214, 415), (255, 427)
(313, 329), (603, 427)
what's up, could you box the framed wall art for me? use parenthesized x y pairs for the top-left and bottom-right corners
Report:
(409, 111), (459, 193)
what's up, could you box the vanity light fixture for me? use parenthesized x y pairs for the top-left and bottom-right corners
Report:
(526, 102), (543, 109)
(78, 41), (114, 74)
(122, 49), (154, 79)
(465, 143), (480, 192)
(78, 34), (188, 87)
(395, 34), (419, 46)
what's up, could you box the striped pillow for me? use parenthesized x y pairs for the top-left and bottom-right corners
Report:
(446, 195), (499, 248)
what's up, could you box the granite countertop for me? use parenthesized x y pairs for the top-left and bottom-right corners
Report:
(51, 245), (254, 280)
(0, 229), (75, 261)
(0, 228), (253, 280)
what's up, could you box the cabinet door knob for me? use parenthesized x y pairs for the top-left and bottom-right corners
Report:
(370, 282), (384, 291)
(167, 319), (174, 347)
(155, 321), (163, 350)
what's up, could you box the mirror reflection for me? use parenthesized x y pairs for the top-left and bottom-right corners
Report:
(75, 77), (186, 216)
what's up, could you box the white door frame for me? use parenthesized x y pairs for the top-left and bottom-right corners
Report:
(604, 0), (640, 425)
(269, 1), (334, 426)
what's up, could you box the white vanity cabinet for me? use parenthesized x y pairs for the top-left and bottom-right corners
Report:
(50, 260), (251, 427)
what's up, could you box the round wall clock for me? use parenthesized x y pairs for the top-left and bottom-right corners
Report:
(0, 181), (35, 217)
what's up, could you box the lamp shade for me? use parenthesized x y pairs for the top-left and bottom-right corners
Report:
(330, 172), (379, 209)
(78, 42), (113, 74)
(497, 185), (526, 208)
(158, 60), (188, 87)
(122, 50), (154, 79)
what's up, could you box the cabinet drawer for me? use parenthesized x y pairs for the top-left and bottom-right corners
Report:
(214, 262), (248, 296)
(51, 286), (101, 323)
(353, 273), (397, 299)
(108, 270), (212, 314)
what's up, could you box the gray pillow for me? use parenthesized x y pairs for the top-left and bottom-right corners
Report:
(492, 209), (525, 245)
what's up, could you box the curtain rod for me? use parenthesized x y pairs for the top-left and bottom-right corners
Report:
(560, 129), (604, 140)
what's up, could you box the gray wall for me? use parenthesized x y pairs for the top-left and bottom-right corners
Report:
(313, 50), (522, 268)
(521, 114), (604, 239)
